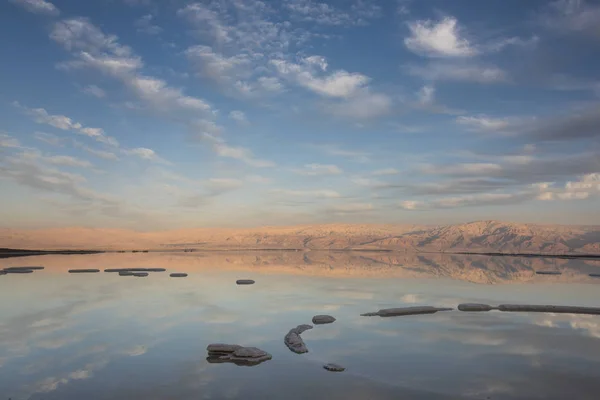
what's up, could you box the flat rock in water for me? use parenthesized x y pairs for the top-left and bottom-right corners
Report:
(312, 315), (336, 324)
(206, 343), (271, 366)
(2, 269), (34, 274)
(105, 268), (166, 273)
(236, 279), (255, 285)
(498, 304), (600, 315)
(68, 269), (100, 273)
(207, 343), (242, 354)
(119, 271), (134, 276)
(361, 306), (453, 317)
(323, 363), (345, 372)
(4, 266), (44, 271)
(132, 272), (148, 277)
(284, 324), (313, 354)
(458, 303), (496, 312)
(536, 271), (562, 275)
(170, 273), (188, 277)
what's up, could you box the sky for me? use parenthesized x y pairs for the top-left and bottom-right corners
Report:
(0, 0), (599, 230)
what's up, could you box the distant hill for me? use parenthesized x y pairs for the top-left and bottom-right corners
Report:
(1, 220), (599, 255)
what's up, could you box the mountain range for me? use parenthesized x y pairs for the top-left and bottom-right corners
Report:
(1, 220), (599, 255)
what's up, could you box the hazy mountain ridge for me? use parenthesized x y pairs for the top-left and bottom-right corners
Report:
(1, 220), (599, 254)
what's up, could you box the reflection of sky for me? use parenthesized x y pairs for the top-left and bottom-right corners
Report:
(0, 253), (599, 399)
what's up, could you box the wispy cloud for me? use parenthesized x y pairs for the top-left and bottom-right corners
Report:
(81, 84), (106, 98)
(52, 18), (212, 114)
(293, 163), (343, 176)
(9, 0), (59, 16)
(15, 102), (119, 147)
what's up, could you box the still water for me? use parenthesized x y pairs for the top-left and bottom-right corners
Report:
(1, 252), (600, 399)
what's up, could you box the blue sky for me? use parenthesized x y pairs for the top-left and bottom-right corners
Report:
(0, 0), (599, 229)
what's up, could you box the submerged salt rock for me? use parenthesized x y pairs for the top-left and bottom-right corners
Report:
(361, 306), (453, 317)
(132, 272), (148, 277)
(536, 271), (562, 275)
(458, 303), (496, 312)
(236, 279), (255, 285)
(4, 266), (44, 271)
(498, 304), (600, 315)
(105, 268), (166, 273)
(119, 271), (134, 276)
(233, 347), (269, 358)
(206, 343), (271, 366)
(68, 269), (100, 273)
(324, 363), (345, 372)
(207, 343), (242, 354)
(589, 273), (600, 278)
(170, 273), (188, 277)
(284, 324), (313, 354)
(3, 269), (34, 274)
(312, 315), (336, 324)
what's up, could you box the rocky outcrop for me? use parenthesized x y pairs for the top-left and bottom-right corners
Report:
(170, 273), (188, 277)
(206, 343), (272, 366)
(361, 306), (453, 317)
(498, 304), (600, 315)
(323, 363), (345, 372)
(284, 324), (313, 354)
(236, 279), (255, 285)
(458, 303), (496, 312)
(68, 269), (100, 273)
(105, 268), (166, 273)
(2, 269), (34, 274)
(312, 315), (336, 324)
(3, 266), (44, 271)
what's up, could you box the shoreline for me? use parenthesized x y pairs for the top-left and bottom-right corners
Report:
(1, 248), (599, 260)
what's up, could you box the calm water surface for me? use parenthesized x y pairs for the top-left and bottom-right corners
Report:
(1, 252), (600, 399)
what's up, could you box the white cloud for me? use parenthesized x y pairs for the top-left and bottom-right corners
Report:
(82, 85), (106, 98)
(331, 202), (374, 213)
(185, 45), (250, 83)
(134, 14), (162, 35)
(372, 168), (399, 176)
(46, 155), (92, 168)
(400, 200), (422, 210)
(214, 142), (274, 168)
(271, 57), (370, 98)
(123, 147), (169, 164)
(228, 110), (248, 124)
(456, 115), (515, 132)
(351, 177), (390, 189)
(0, 133), (21, 148)
(285, 0), (382, 26)
(294, 163), (343, 176)
(81, 146), (118, 161)
(206, 178), (243, 190)
(34, 131), (64, 146)
(51, 18), (212, 114)
(406, 62), (509, 83)
(271, 189), (341, 199)
(404, 17), (477, 57)
(541, 0), (600, 38)
(318, 145), (370, 163)
(246, 175), (272, 184)
(16, 102), (119, 147)
(9, 0), (59, 15)
(422, 162), (503, 176)
(324, 90), (392, 119)
(416, 84), (435, 105)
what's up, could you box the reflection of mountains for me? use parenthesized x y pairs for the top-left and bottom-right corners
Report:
(3, 251), (599, 285)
